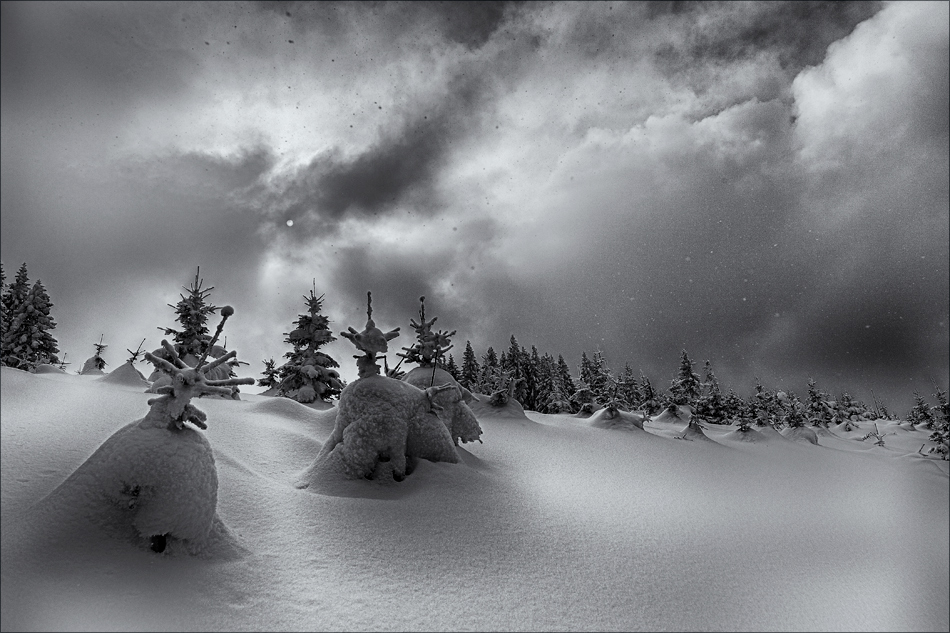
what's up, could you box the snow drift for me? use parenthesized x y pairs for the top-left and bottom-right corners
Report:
(2, 367), (947, 632)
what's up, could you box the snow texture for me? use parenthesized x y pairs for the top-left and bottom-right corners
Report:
(98, 360), (149, 387)
(297, 375), (458, 486)
(33, 363), (66, 374)
(468, 390), (533, 422)
(2, 367), (947, 632)
(586, 406), (646, 431)
(781, 425), (820, 445)
(403, 366), (483, 445)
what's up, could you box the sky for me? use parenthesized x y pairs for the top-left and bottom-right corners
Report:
(1, 0), (947, 411)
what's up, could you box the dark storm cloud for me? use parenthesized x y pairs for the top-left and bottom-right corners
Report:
(652, 1), (883, 89)
(418, 0), (510, 49)
(256, 69), (491, 237)
(256, 0), (509, 49)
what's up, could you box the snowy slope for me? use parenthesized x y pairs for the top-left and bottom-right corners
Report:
(1, 367), (947, 631)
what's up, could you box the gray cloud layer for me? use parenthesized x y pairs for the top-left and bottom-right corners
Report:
(2, 1), (946, 411)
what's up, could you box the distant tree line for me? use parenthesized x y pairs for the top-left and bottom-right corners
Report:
(1, 262), (946, 459)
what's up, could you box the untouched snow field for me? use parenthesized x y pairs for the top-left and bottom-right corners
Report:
(1, 366), (948, 631)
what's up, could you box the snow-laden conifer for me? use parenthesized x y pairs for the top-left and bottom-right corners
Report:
(148, 269), (245, 391)
(1, 278), (60, 371)
(273, 285), (343, 404)
(460, 340), (480, 391)
(79, 334), (108, 375)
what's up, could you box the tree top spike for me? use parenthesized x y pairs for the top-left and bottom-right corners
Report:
(367, 291), (373, 320)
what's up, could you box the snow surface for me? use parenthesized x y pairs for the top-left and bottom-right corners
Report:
(2, 366), (948, 631)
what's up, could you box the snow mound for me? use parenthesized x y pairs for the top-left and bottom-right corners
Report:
(781, 426), (820, 445)
(755, 423), (792, 442)
(674, 419), (717, 442)
(246, 396), (338, 436)
(586, 407), (646, 431)
(296, 375), (458, 489)
(650, 405), (693, 425)
(468, 391), (532, 422)
(720, 428), (766, 443)
(98, 361), (149, 387)
(403, 366), (483, 445)
(34, 363), (66, 374)
(79, 356), (105, 375)
(28, 417), (241, 558)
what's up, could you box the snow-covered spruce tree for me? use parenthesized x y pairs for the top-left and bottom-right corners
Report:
(779, 392), (807, 428)
(638, 374), (662, 415)
(441, 353), (460, 381)
(398, 296), (482, 445)
(693, 360), (727, 424)
(1, 263), (30, 365)
(906, 391), (934, 428)
(460, 340), (480, 391)
(0, 262), (6, 342)
(617, 363), (641, 412)
(149, 269), (243, 390)
(158, 268), (219, 364)
(501, 335), (529, 405)
(557, 355), (577, 403)
(836, 392), (872, 422)
(396, 296), (455, 374)
(476, 346), (499, 394)
(805, 379), (832, 427)
(928, 385), (949, 459)
(539, 353), (573, 413)
(524, 345), (542, 411)
(721, 388), (745, 422)
(750, 378), (780, 426)
(273, 286), (343, 404)
(668, 350), (702, 408)
(1, 279), (60, 371)
(79, 334), (108, 375)
(258, 358), (280, 390)
(1, 263), (30, 341)
(571, 382), (597, 414)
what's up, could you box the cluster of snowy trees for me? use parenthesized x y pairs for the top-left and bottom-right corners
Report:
(429, 339), (948, 456)
(0, 263), (60, 371)
(2, 262), (947, 458)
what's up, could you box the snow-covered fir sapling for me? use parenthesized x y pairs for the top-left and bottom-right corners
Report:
(340, 291), (400, 379)
(398, 296), (482, 446)
(149, 268), (239, 388)
(258, 358), (280, 390)
(57, 307), (255, 555)
(272, 284), (343, 404)
(127, 339), (146, 364)
(298, 292), (460, 484)
(80, 334), (108, 375)
(859, 422), (895, 447)
(395, 296), (455, 381)
(907, 391), (934, 429)
(144, 307), (255, 433)
(928, 384), (949, 459)
(490, 369), (524, 407)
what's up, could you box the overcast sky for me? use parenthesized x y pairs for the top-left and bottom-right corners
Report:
(2, 1), (947, 411)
